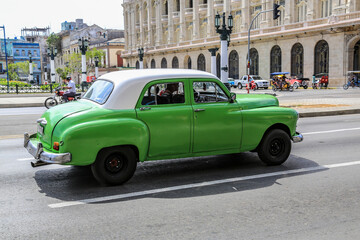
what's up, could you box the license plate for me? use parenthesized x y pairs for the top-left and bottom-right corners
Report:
(37, 124), (44, 135)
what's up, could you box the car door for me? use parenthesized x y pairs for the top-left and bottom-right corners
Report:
(136, 80), (192, 158)
(192, 80), (242, 153)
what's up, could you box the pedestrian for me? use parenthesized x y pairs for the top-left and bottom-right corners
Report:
(63, 77), (76, 102)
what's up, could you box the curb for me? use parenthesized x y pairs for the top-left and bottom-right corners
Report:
(299, 109), (360, 118)
(0, 103), (44, 108)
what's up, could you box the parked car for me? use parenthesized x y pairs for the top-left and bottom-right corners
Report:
(238, 75), (270, 89)
(24, 69), (303, 185)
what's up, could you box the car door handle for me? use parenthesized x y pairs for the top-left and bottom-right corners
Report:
(140, 107), (151, 111)
(194, 109), (205, 112)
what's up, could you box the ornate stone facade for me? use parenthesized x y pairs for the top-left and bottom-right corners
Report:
(123, 0), (360, 86)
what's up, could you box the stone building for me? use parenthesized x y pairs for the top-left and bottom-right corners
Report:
(122, 0), (360, 86)
(56, 22), (125, 83)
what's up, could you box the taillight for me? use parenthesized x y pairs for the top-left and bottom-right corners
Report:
(53, 142), (59, 150)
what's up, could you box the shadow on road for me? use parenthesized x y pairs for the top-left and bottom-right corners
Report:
(34, 152), (326, 203)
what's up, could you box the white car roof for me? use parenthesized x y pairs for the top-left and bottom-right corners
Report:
(97, 69), (219, 110)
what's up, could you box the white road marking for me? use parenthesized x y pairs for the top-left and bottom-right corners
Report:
(17, 158), (33, 161)
(303, 127), (360, 135)
(48, 160), (360, 209)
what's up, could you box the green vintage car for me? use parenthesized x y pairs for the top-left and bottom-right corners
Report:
(24, 69), (303, 185)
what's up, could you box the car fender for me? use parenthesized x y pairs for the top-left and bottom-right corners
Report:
(59, 118), (149, 165)
(240, 107), (298, 151)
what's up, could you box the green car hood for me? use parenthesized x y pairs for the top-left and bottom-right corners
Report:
(236, 94), (279, 110)
(39, 100), (95, 148)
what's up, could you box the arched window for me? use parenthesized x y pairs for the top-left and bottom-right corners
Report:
(216, 54), (221, 78)
(314, 40), (329, 75)
(249, 48), (259, 75)
(161, 58), (167, 68)
(291, 43), (304, 77)
(151, 59), (156, 68)
(197, 54), (206, 71)
(172, 56), (179, 68)
(187, 57), (192, 69)
(354, 40), (360, 71)
(270, 45), (282, 74)
(229, 50), (239, 79)
(136, 61), (140, 69)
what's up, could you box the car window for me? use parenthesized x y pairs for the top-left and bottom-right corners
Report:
(193, 81), (229, 103)
(141, 82), (185, 105)
(83, 80), (113, 104)
(252, 76), (262, 80)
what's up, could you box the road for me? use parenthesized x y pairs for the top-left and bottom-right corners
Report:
(1, 108), (360, 239)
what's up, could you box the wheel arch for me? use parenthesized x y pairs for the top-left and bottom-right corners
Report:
(257, 123), (291, 150)
(96, 145), (140, 162)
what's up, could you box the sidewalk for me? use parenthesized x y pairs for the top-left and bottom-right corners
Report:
(1, 89), (360, 118)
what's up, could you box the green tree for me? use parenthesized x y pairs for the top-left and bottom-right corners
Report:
(8, 62), (34, 80)
(46, 33), (62, 54)
(86, 48), (106, 74)
(56, 67), (71, 80)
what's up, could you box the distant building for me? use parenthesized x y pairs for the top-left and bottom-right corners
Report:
(13, 42), (42, 83)
(56, 23), (125, 83)
(61, 19), (88, 31)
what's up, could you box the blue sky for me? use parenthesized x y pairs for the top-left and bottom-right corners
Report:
(1, 0), (124, 38)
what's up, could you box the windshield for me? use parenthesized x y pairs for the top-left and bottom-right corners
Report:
(252, 76), (263, 80)
(83, 80), (113, 104)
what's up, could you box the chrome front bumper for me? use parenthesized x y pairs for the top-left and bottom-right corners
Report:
(24, 133), (71, 167)
(292, 132), (304, 143)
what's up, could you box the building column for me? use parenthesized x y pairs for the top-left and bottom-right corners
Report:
(284, 0), (295, 24)
(139, 5), (144, 46)
(168, 0), (174, 43)
(155, 0), (162, 46)
(147, 0), (152, 46)
(131, 8), (137, 50)
(241, 0), (250, 32)
(193, 0), (199, 39)
(207, 0), (214, 36)
(306, 0), (317, 20)
(180, 0), (186, 41)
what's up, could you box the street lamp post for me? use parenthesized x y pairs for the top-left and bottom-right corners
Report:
(0, 26), (10, 93)
(47, 47), (57, 92)
(208, 48), (219, 76)
(215, 12), (233, 90)
(28, 51), (33, 83)
(78, 37), (89, 83)
(138, 48), (144, 69)
(94, 56), (99, 79)
(247, 4), (279, 93)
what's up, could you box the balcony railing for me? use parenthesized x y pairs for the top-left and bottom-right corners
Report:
(173, 11), (180, 18)
(199, 4), (207, 12)
(185, 8), (193, 16)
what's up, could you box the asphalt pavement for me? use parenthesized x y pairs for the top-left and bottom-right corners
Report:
(2, 113), (360, 239)
(1, 88), (360, 117)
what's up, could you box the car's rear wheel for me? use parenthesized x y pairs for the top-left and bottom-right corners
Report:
(303, 85), (308, 89)
(91, 146), (137, 185)
(343, 84), (349, 90)
(257, 129), (291, 166)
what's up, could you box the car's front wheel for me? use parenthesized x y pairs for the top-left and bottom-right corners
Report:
(91, 146), (137, 185)
(238, 83), (242, 89)
(257, 129), (291, 166)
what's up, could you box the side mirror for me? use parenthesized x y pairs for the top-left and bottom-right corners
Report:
(230, 92), (236, 103)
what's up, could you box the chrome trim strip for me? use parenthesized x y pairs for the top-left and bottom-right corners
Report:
(24, 133), (71, 165)
(292, 132), (304, 143)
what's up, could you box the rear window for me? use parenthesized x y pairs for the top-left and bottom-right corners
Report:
(83, 80), (113, 104)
